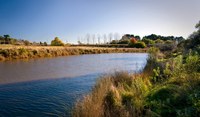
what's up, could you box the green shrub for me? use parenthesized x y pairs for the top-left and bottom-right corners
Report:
(134, 42), (146, 48)
(118, 39), (130, 44)
(51, 37), (65, 46)
(129, 42), (146, 48)
(142, 38), (155, 45)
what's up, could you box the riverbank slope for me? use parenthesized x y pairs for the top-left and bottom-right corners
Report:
(0, 45), (147, 61)
(73, 46), (200, 117)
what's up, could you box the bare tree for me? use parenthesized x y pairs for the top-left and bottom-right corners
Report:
(114, 33), (120, 40)
(103, 34), (107, 44)
(97, 34), (101, 44)
(77, 36), (81, 45)
(108, 33), (113, 43)
(92, 34), (96, 44)
(81, 36), (84, 44)
(86, 34), (90, 44)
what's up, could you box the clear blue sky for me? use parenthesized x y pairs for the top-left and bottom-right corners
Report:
(0, 0), (200, 43)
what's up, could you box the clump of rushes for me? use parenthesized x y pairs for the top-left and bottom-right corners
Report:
(72, 76), (113, 117)
(72, 72), (152, 117)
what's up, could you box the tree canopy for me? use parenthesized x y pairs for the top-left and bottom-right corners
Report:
(51, 37), (65, 46)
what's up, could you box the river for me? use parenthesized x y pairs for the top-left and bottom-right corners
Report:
(0, 53), (148, 117)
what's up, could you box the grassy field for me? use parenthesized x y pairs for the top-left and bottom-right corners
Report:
(0, 45), (147, 61)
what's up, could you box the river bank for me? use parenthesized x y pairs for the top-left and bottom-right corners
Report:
(73, 47), (200, 117)
(0, 45), (147, 61)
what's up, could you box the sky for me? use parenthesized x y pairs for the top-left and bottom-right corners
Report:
(0, 0), (200, 44)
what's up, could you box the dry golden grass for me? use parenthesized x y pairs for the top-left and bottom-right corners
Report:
(72, 72), (152, 117)
(73, 76), (113, 117)
(0, 45), (147, 61)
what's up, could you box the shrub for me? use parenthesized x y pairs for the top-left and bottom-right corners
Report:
(134, 42), (146, 48)
(24, 40), (30, 46)
(128, 42), (146, 48)
(142, 38), (155, 45)
(130, 38), (137, 44)
(51, 37), (65, 46)
(155, 39), (164, 44)
(118, 39), (130, 44)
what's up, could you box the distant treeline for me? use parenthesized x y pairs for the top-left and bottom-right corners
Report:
(0, 34), (185, 49)
(0, 35), (47, 46)
(110, 34), (184, 44)
(107, 34), (185, 49)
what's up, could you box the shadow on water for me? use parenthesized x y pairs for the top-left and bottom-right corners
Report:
(0, 73), (101, 117)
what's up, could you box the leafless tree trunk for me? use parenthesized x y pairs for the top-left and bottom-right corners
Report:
(97, 34), (101, 44)
(108, 33), (113, 43)
(86, 34), (90, 44)
(114, 33), (120, 40)
(103, 34), (107, 44)
(92, 34), (96, 44)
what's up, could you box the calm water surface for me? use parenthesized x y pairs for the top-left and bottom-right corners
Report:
(0, 53), (148, 117)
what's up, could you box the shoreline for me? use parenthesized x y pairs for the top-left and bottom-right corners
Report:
(72, 47), (200, 117)
(0, 45), (147, 61)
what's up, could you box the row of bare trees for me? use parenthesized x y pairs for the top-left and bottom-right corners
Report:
(77, 33), (122, 44)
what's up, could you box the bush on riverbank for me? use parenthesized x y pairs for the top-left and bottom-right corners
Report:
(51, 37), (65, 46)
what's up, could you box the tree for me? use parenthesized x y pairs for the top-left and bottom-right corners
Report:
(129, 42), (146, 48)
(121, 34), (129, 40)
(51, 37), (65, 46)
(97, 34), (101, 44)
(118, 39), (130, 44)
(110, 40), (118, 44)
(130, 38), (137, 44)
(142, 38), (155, 45)
(86, 34), (90, 44)
(135, 42), (146, 48)
(103, 34), (107, 44)
(186, 21), (200, 50)
(44, 42), (48, 46)
(155, 39), (164, 44)
(108, 33), (113, 43)
(24, 40), (30, 46)
(114, 33), (120, 40)
(195, 20), (200, 29)
(3, 35), (10, 39)
(135, 35), (141, 40)
(3, 35), (10, 44)
(92, 34), (96, 44)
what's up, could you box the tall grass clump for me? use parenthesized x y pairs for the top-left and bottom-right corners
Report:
(72, 72), (152, 117)
(72, 76), (113, 117)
